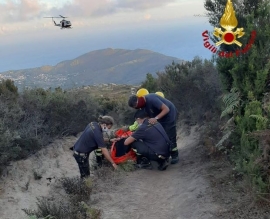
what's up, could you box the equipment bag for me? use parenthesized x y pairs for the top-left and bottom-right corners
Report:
(111, 129), (137, 164)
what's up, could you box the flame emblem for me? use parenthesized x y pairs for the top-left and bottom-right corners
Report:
(213, 0), (245, 46)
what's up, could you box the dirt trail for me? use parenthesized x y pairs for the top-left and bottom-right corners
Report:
(91, 126), (220, 219)
(1, 125), (267, 219)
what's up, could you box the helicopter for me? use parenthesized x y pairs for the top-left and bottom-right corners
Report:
(44, 15), (72, 29)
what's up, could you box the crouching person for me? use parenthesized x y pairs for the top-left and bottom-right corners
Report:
(73, 116), (118, 179)
(124, 109), (170, 171)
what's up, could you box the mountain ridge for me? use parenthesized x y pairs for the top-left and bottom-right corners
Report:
(0, 48), (184, 89)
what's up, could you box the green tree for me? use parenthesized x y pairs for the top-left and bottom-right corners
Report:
(141, 57), (222, 124)
(204, 0), (270, 192)
(0, 79), (18, 96)
(140, 73), (158, 93)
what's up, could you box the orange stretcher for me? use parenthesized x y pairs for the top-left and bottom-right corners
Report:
(110, 129), (137, 164)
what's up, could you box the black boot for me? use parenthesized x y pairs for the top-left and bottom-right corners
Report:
(171, 144), (179, 164)
(96, 156), (103, 168)
(136, 155), (152, 169)
(158, 158), (169, 171)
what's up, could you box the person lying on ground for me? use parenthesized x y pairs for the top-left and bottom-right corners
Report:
(72, 115), (118, 179)
(123, 109), (170, 171)
(128, 93), (179, 164)
(121, 120), (139, 132)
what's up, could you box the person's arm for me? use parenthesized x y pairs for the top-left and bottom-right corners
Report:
(104, 134), (119, 143)
(103, 131), (113, 143)
(147, 97), (170, 124)
(104, 137), (110, 142)
(124, 127), (144, 145)
(124, 136), (136, 145)
(155, 103), (170, 119)
(148, 103), (170, 124)
(93, 127), (117, 169)
(101, 147), (118, 169)
(110, 137), (121, 142)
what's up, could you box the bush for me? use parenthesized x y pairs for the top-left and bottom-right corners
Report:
(23, 177), (101, 219)
(60, 177), (93, 202)
(94, 94), (135, 126)
(0, 81), (137, 174)
(140, 58), (222, 125)
(0, 79), (18, 97)
(0, 85), (102, 174)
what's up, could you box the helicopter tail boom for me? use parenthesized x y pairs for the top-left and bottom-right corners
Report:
(53, 20), (60, 26)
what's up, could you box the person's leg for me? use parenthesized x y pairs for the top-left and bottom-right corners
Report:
(131, 141), (169, 170)
(73, 153), (90, 178)
(130, 141), (152, 169)
(94, 149), (103, 167)
(148, 152), (169, 171)
(161, 122), (179, 164)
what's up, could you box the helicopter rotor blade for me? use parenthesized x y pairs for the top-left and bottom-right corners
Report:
(59, 15), (68, 18)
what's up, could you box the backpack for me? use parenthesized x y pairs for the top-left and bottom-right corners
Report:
(110, 129), (137, 164)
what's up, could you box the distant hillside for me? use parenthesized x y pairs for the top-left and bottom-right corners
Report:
(0, 48), (184, 90)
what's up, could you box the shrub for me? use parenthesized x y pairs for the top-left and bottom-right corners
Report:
(23, 177), (101, 219)
(60, 176), (92, 202)
(140, 58), (222, 125)
(0, 79), (18, 97)
(117, 160), (136, 172)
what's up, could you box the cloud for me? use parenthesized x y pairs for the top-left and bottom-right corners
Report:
(48, 0), (177, 18)
(116, 0), (176, 10)
(144, 14), (151, 20)
(49, 0), (117, 17)
(0, 0), (44, 22)
(0, 0), (177, 23)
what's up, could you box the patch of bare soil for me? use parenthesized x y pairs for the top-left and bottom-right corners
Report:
(0, 125), (269, 219)
(203, 155), (270, 219)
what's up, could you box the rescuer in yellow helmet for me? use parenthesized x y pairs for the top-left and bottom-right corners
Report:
(136, 88), (149, 97)
(128, 93), (179, 164)
(155, 91), (165, 98)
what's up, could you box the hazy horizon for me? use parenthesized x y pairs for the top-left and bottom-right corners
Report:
(0, 0), (213, 72)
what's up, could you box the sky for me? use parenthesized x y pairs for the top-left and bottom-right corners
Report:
(0, 0), (213, 72)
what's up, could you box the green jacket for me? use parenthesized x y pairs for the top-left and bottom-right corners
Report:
(129, 121), (139, 131)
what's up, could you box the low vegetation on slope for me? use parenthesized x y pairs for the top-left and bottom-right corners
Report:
(0, 57), (222, 176)
(1, 29), (270, 216)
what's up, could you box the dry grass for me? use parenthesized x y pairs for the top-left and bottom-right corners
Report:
(22, 176), (102, 219)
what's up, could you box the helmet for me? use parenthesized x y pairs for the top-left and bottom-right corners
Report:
(136, 88), (149, 97)
(155, 91), (165, 98)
